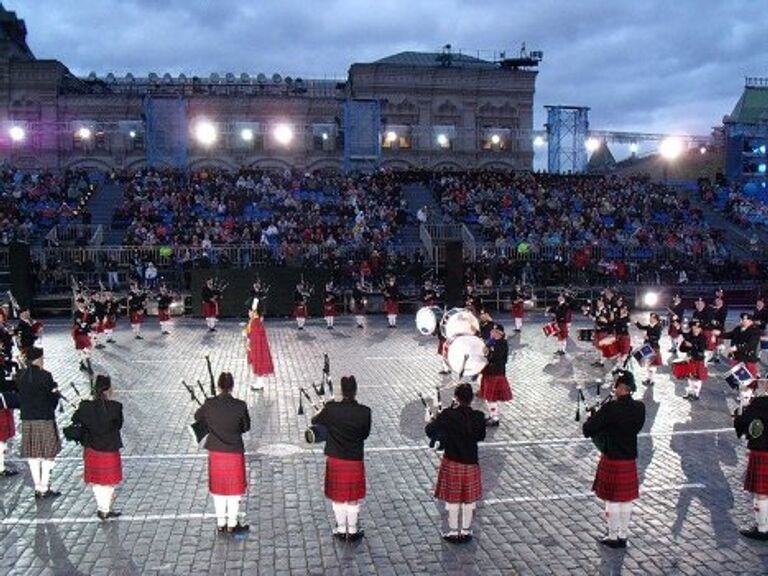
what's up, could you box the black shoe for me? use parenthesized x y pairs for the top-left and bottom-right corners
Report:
(459, 531), (473, 543)
(228, 523), (250, 534)
(357, 325), (364, 329)
(668, 348), (677, 354)
(162, 331), (170, 335)
(0, 468), (19, 477)
(97, 511), (109, 521)
(217, 525), (228, 534)
(135, 335), (143, 340)
(42, 489), (61, 499)
(106, 510), (121, 519)
(298, 326), (304, 330)
(34, 490), (44, 499)
(438, 369), (451, 375)
(615, 538), (627, 548)
(442, 532), (461, 544)
(598, 536), (622, 548)
(79, 362), (88, 371)
(333, 530), (347, 541)
(106, 339), (115, 343)
(95, 344), (105, 350)
(740, 527), (768, 540)
(643, 379), (654, 387)
(591, 361), (605, 367)
(347, 530), (364, 542)
(514, 328), (521, 333)
(327, 326), (334, 330)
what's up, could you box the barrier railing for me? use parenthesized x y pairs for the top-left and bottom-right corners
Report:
(419, 224), (434, 263)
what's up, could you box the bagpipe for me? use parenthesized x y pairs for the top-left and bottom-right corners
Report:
(6, 290), (20, 318)
(418, 384), (453, 450)
(575, 383), (613, 453)
(180, 355), (219, 445)
(61, 382), (87, 444)
(297, 353), (333, 443)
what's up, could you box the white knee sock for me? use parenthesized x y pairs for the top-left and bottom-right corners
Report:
(226, 496), (240, 528)
(132, 324), (140, 335)
(41, 459), (54, 490)
(446, 502), (460, 533)
(559, 340), (566, 352)
(689, 379), (702, 397)
(441, 358), (450, 372)
(460, 503), (475, 532)
(297, 317), (306, 328)
(332, 501), (347, 533)
(92, 484), (114, 513)
(618, 501), (633, 539)
(0, 440), (5, 472)
(213, 494), (227, 527)
(387, 314), (396, 326)
(605, 501), (621, 539)
(347, 502), (360, 534)
(251, 376), (264, 390)
(487, 401), (499, 420)
(28, 458), (42, 491)
(741, 387), (754, 409)
(756, 497), (768, 532)
(514, 318), (522, 330)
(355, 315), (364, 327)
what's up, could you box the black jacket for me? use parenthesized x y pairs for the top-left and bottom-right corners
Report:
(73, 399), (124, 452)
(16, 365), (59, 421)
(483, 337), (508, 376)
(735, 396), (768, 451)
(425, 405), (486, 465)
(680, 332), (707, 361)
(722, 325), (761, 364)
(194, 394), (250, 453)
(312, 399), (371, 461)
(582, 395), (646, 459)
(635, 321), (662, 348)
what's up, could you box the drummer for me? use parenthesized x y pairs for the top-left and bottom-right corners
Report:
(680, 320), (708, 401)
(635, 313), (663, 386)
(478, 323), (511, 426)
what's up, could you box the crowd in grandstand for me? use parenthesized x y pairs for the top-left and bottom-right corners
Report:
(0, 167), (96, 245)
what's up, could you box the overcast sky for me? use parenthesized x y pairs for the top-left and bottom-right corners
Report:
(5, 0), (765, 137)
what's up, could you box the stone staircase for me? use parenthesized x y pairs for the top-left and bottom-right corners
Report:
(87, 180), (125, 245)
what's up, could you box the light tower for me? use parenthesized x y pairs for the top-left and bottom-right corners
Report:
(545, 105), (590, 173)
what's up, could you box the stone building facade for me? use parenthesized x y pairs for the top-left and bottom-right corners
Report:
(0, 6), (538, 172)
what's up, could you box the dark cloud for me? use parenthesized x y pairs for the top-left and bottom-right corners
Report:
(4, 0), (766, 135)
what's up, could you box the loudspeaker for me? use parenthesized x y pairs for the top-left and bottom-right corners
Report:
(444, 240), (463, 308)
(9, 242), (32, 308)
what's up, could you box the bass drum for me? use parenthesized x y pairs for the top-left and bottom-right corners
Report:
(445, 334), (488, 377)
(416, 306), (443, 336)
(441, 307), (480, 339)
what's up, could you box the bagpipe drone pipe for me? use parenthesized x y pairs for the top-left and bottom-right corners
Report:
(296, 353), (334, 444)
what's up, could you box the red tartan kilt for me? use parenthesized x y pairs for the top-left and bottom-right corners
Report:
(434, 457), (482, 503)
(293, 305), (307, 319)
(323, 303), (336, 317)
(384, 301), (399, 315)
(202, 302), (218, 318)
(74, 333), (92, 350)
(129, 312), (144, 324)
(511, 302), (524, 318)
(689, 359), (708, 381)
(744, 450), (768, 494)
(479, 374), (513, 402)
(617, 335), (631, 355)
(83, 448), (123, 485)
(208, 451), (247, 495)
(592, 455), (638, 502)
(104, 317), (116, 330)
(557, 322), (569, 341)
(0, 408), (15, 442)
(94, 322), (105, 334)
(157, 309), (171, 322)
(648, 346), (663, 367)
(668, 325), (680, 338)
(703, 330), (718, 351)
(593, 331), (606, 349)
(325, 456), (366, 501)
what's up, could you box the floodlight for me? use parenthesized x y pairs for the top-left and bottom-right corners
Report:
(128, 130), (137, 139)
(321, 132), (329, 141)
(194, 121), (217, 146)
(437, 133), (449, 147)
(9, 126), (25, 142)
(241, 128), (254, 142)
(385, 130), (397, 143)
(533, 136), (545, 147)
(585, 137), (600, 153)
(629, 143), (639, 153)
(273, 124), (293, 145)
(490, 134), (501, 145)
(78, 127), (92, 140)
(643, 291), (659, 308)
(659, 137), (683, 160)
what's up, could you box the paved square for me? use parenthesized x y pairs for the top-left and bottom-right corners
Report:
(2, 312), (768, 575)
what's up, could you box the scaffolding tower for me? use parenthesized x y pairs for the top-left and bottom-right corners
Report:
(144, 96), (188, 169)
(545, 105), (590, 174)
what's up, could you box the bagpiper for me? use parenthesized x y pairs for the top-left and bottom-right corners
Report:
(127, 283), (147, 340)
(202, 278), (223, 332)
(382, 277), (400, 328)
(293, 281), (311, 331)
(156, 284), (173, 335)
(323, 281), (337, 330)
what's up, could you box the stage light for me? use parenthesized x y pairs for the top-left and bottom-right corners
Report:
(659, 137), (683, 160)
(240, 128), (254, 142)
(585, 137), (600, 153)
(437, 133), (449, 148)
(78, 127), (92, 140)
(490, 134), (501, 145)
(699, 146), (707, 154)
(629, 143), (639, 154)
(9, 126), (25, 142)
(321, 132), (329, 141)
(194, 121), (217, 146)
(128, 130), (137, 139)
(385, 130), (397, 143)
(533, 136), (545, 147)
(642, 291), (659, 308)
(760, 145), (767, 154)
(273, 124), (294, 145)
(759, 164), (767, 174)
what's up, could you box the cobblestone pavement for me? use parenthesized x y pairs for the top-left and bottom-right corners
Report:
(2, 311), (768, 575)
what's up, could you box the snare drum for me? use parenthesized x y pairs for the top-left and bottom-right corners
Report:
(542, 321), (559, 337)
(445, 334), (488, 377)
(578, 329), (594, 342)
(441, 307), (480, 339)
(632, 343), (656, 364)
(671, 359), (691, 379)
(416, 306), (442, 336)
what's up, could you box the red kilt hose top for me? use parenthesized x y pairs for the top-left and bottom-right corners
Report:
(582, 395), (646, 501)
(735, 396), (768, 495)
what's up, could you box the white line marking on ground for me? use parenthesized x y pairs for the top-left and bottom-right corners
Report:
(483, 483), (706, 505)
(0, 513), (217, 526)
